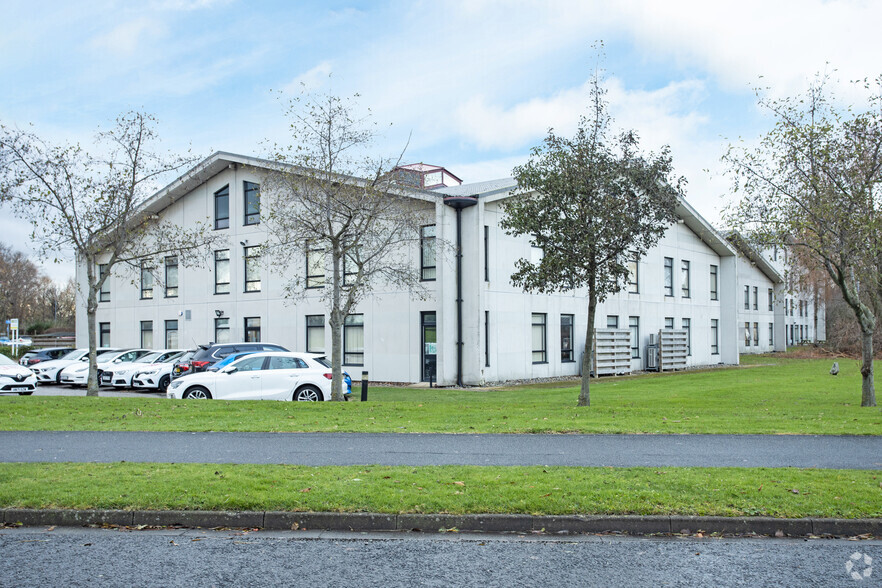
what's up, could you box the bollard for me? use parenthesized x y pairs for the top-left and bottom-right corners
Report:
(360, 370), (369, 402)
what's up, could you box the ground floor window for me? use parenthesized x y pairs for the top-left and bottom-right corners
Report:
(560, 314), (574, 362)
(607, 315), (618, 329)
(532, 313), (547, 364)
(753, 322), (759, 347)
(664, 317), (674, 330)
(744, 322), (751, 347)
(306, 315), (324, 353)
(710, 319), (719, 355)
(484, 311), (490, 368)
(682, 318), (691, 356)
(344, 314), (364, 365)
(244, 317), (261, 342)
(140, 320), (153, 349)
(769, 322), (774, 346)
(215, 318), (230, 344)
(99, 322), (111, 347)
(629, 316), (640, 358)
(165, 320), (178, 348)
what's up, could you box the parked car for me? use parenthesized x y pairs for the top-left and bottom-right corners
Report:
(171, 342), (288, 379)
(105, 349), (186, 388)
(30, 348), (113, 384)
(132, 350), (194, 394)
(206, 351), (257, 372)
(59, 349), (151, 386)
(0, 354), (37, 395)
(167, 352), (343, 401)
(19, 347), (75, 367)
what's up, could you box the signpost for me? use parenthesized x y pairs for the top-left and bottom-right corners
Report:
(9, 318), (18, 356)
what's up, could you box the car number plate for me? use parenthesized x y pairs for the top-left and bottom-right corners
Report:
(10, 387), (28, 392)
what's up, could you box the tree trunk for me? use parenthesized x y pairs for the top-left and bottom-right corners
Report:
(860, 327), (877, 407)
(330, 247), (345, 401)
(85, 290), (99, 397)
(577, 288), (597, 407)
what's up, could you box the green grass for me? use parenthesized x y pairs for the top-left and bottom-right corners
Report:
(2, 356), (880, 435)
(0, 463), (878, 518)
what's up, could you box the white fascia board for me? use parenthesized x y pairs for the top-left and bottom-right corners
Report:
(674, 197), (737, 258)
(725, 230), (785, 284)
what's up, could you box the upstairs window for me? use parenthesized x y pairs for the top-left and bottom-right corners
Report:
(244, 246), (261, 292)
(626, 252), (638, 294)
(215, 250), (230, 294)
(681, 260), (690, 298)
(98, 264), (110, 302)
(243, 181), (260, 225)
(744, 285), (750, 310)
(140, 263), (153, 299)
(753, 286), (758, 310)
(421, 225), (436, 281)
(164, 256), (178, 298)
(768, 288), (774, 311)
(306, 248), (325, 289)
(214, 185), (230, 230)
(663, 257), (674, 296)
(709, 265), (718, 301)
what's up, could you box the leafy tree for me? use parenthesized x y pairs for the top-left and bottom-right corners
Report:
(501, 75), (681, 407)
(0, 113), (221, 395)
(725, 75), (882, 407)
(261, 92), (429, 401)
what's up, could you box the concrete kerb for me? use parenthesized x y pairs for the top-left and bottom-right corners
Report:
(1, 509), (879, 537)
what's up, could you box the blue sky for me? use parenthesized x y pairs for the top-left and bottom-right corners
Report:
(2, 0), (879, 281)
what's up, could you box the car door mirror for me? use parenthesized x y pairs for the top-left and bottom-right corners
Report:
(222, 366), (238, 374)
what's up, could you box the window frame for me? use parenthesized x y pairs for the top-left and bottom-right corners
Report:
(244, 246), (261, 293)
(99, 322), (111, 347)
(711, 318), (719, 355)
(420, 225), (436, 281)
(768, 288), (774, 311)
(98, 264), (110, 302)
(215, 317), (230, 344)
(214, 249), (231, 295)
(681, 260), (690, 298)
(744, 285), (750, 310)
(164, 256), (178, 298)
(244, 317), (261, 343)
(214, 184), (230, 230)
(560, 314), (574, 363)
(709, 264), (718, 301)
(140, 263), (154, 300)
(484, 225), (490, 282)
(607, 315), (619, 329)
(627, 252), (639, 294)
(531, 313), (547, 364)
(753, 286), (758, 310)
(682, 317), (691, 356)
(243, 181), (260, 226)
(753, 321), (760, 346)
(629, 316), (640, 358)
(343, 314), (365, 366)
(165, 319), (179, 349)
(140, 320), (153, 349)
(306, 248), (325, 289)
(663, 257), (674, 296)
(745, 321), (751, 347)
(306, 315), (325, 354)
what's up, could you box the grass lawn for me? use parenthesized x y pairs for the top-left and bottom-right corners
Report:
(1, 356), (880, 435)
(1, 463), (879, 519)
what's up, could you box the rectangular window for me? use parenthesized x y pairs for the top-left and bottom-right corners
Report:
(530, 244), (543, 265)
(664, 257), (674, 296)
(165, 319), (179, 348)
(243, 181), (260, 225)
(744, 285), (750, 310)
(682, 318), (691, 356)
(214, 184), (229, 230)
(140, 321), (153, 349)
(421, 225), (436, 281)
(164, 256), (178, 298)
(484, 225), (490, 282)
(344, 314), (364, 365)
(99, 322), (110, 347)
(244, 246), (261, 292)
(768, 288), (774, 311)
(484, 311), (490, 367)
(98, 264), (110, 302)
(306, 315), (325, 353)
(799, 301), (804, 317)
(769, 322), (774, 346)
(711, 319), (719, 355)
(607, 315), (619, 329)
(627, 252), (638, 294)
(532, 313), (547, 363)
(629, 316), (640, 358)
(561, 314), (574, 362)
(753, 321), (760, 346)
(214, 249), (230, 294)
(343, 251), (358, 286)
(140, 264), (153, 299)
(244, 317), (261, 343)
(664, 317), (674, 330)
(745, 322), (751, 346)
(681, 260), (690, 298)
(709, 265), (718, 301)
(753, 286), (758, 310)
(306, 248), (325, 288)
(215, 318), (230, 344)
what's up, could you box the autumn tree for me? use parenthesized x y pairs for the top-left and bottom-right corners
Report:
(726, 75), (882, 407)
(501, 74), (681, 407)
(0, 113), (221, 395)
(261, 92), (429, 401)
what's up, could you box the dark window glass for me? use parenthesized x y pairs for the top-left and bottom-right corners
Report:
(753, 321), (759, 346)
(561, 314), (574, 362)
(663, 257), (673, 296)
(215, 318), (230, 344)
(681, 261), (690, 298)
(215, 250), (230, 294)
(421, 225), (436, 281)
(214, 185), (229, 230)
(484, 225), (489, 282)
(709, 265), (718, 300)
(532, 313), (547, 363)
(711, 319), (719, 354)
(682, 318), (691, 356)
(306, 249), (324, 288)
(744, 285), (750, 310)
(244, 317), (261, 342)
(165, 320), (178, 348)
(99, 322), (111, 347)
(98, 264), (110, 302)
(165, 256), (178, 298)
(244, 181), (260, 225)
(140, 264), (153, 299)
(140, 321), (153, 349)
(629, 316), (640, 358)
(753, 287), (758, 310)
(768, 288), (773, 311)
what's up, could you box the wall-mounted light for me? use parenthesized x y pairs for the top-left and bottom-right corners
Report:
(240, 240), (248, 247)
(215, 309), (224, 318)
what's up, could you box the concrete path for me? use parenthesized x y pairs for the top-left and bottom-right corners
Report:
(2, 431), (880, 469)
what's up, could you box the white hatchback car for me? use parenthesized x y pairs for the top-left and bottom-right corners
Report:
(133, 350), (194, 394)
(30, 348), (92, 384)
(167, 352), (333, 401)
(0, 354), (37, 395)
(60, 349), (152, 386)
(105, 349), (186, 388)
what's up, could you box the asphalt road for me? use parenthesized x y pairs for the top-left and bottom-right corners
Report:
(0, 527), (878, 587)
(2, 430), (880, 469)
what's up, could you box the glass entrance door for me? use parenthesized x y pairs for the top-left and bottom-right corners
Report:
(421, 312), (437, 382)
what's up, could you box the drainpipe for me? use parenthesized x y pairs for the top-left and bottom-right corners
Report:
(443, 195), (478, 386)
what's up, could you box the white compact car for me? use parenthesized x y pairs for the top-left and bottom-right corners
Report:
(60, 349), (151, 386)
(105, 349), (186, 388)
(0, 354), (37, 395)
(133, 350), (194, 394)
(167, 352), (333, 401)
(30, 348), (92, 384)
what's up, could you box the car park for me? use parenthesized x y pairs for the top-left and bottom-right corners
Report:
(0, 354), (37, 395)
(59, 349), (151, 386)
(30, 348), (108, 384)
(105, 349), (186, 388)
(171, 342), (288, 379)
(132, 350), (194, 394)
(167, 351), (340, 401)
(19, 347), (75, 367)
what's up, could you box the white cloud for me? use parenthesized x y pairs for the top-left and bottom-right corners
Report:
(282, 61), (335, 94)
(90, 17), (164, 57)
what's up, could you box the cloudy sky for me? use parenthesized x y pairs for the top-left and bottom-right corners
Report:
(1, 0), (879, 282)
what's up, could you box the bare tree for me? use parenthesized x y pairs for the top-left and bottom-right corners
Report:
(261, 92), (429, 400)
(726, 75), (882, 407)
(0, 243), (47, 327)
(0, 112), (222, 395)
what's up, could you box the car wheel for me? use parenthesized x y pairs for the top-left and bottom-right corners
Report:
(184, 386), (212, 399)
(294, 385), (322, 402)
(55, 371), (62, 384)
(158, 375), (171, 394)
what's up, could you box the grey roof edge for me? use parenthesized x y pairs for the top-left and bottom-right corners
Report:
(724, 230), (785, 284)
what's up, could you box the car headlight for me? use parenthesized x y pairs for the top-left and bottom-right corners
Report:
(115, 370), (129, 376)
(139, 368), (159, 375)
(169, 379), (183, 389)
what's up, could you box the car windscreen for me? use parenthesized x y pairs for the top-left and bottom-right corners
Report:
(161, 351), (186, 363)
(0, 354), (15, 366)
(95, 352), (118, 362)
(135, 352), (162, 363)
